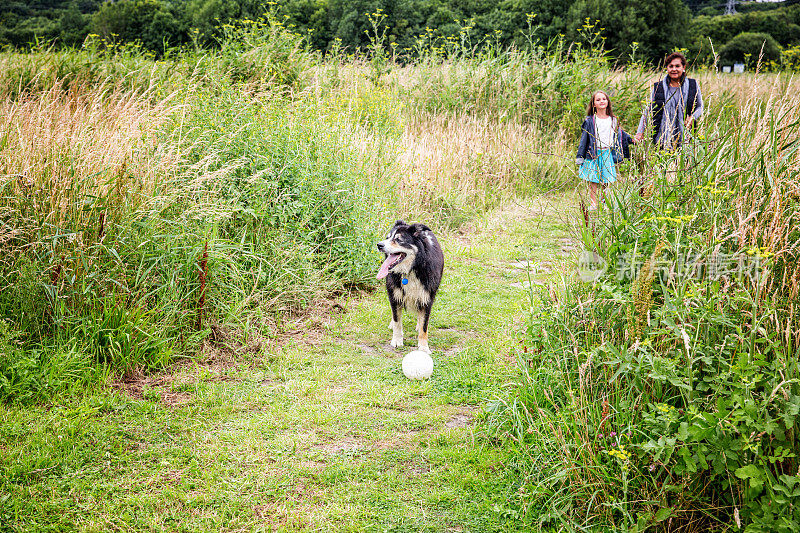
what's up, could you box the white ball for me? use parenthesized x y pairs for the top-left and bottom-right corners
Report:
(402, 350), (434, 380)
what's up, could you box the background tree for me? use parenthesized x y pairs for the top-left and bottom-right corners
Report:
(691, 4), (800, 48)
(319, 0), (436, 55)
(466, 0), (571, 50)
(566, 0), (691, 63)
(185, 0), (266, 45)
(0, 0), (99, 47)
(57, 4), (91, 46)
(91, 0), (185, 53)
(3, 0), (800, 69)
(272, 0), (329, 50)
(1, 0), (60, 46)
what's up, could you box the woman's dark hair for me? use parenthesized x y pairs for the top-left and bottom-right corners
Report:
(586, 90), (615, 124)
(665, 51), (687, 67)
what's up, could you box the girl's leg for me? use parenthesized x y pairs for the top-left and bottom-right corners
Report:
(588, 182), (600, 209)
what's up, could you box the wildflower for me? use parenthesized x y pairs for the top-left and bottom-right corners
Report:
(756, 246), (774, 259)
(607, 445), (632, 462)
(656, 403), (676, 414)
(610, 431), (617, 438)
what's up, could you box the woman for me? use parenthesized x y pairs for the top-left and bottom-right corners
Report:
(635, 52), (703, 150)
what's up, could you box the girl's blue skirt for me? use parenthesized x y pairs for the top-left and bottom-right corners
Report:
(579, 148), (616, 184)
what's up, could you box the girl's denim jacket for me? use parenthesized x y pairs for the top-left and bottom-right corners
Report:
(575, 116), (633, 165)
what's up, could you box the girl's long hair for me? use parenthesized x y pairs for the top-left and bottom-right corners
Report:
(586, 90), (617, 130)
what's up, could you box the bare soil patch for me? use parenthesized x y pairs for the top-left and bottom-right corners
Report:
(405, 459), (430, 476)
(313, 437), (366, 457)
(445, 414), (472, 428)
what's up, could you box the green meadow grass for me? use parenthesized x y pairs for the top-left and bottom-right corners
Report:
(0, 195), (575, 532)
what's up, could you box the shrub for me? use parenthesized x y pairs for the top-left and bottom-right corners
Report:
(719, 32), (782, 67)
(214, 16), (314, 95)
(781, 44), (800, 71)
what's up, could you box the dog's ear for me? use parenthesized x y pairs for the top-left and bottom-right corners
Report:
(411, 223), (431, 237)
(387, 220), (406, 238)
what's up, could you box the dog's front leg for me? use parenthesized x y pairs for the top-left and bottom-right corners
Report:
(416, 305), (432, 354)
(389, 296), (404, 348)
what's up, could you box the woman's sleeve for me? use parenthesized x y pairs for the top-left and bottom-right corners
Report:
(636, 86), (655, 135)
(692, 85), (704, 120)
(576, 120), (588, 164)
(621, 129), (633, 158)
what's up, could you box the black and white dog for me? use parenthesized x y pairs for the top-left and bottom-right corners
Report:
(376, 220), (444, 354)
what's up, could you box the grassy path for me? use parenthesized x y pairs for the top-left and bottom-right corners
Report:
(1, 196), (575, 532)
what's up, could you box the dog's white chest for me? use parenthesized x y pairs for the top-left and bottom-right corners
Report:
(393, 272), (430, 309)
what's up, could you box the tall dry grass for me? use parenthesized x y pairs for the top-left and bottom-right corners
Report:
(0, 81), (179, 242)
(0, 39), (379, 401)
(398, 114), (570, 214)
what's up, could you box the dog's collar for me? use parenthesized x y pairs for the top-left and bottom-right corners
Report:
(402, 278), (409, 285)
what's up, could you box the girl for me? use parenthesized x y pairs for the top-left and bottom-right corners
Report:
(575, 90), (633, 210)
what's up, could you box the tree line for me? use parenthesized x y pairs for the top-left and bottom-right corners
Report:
(2, 0), (799, 65)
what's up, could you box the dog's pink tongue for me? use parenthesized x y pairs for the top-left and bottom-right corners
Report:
(377, 255), (395, 279)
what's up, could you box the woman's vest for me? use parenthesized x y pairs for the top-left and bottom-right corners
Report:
(651, 78), (699, 143)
